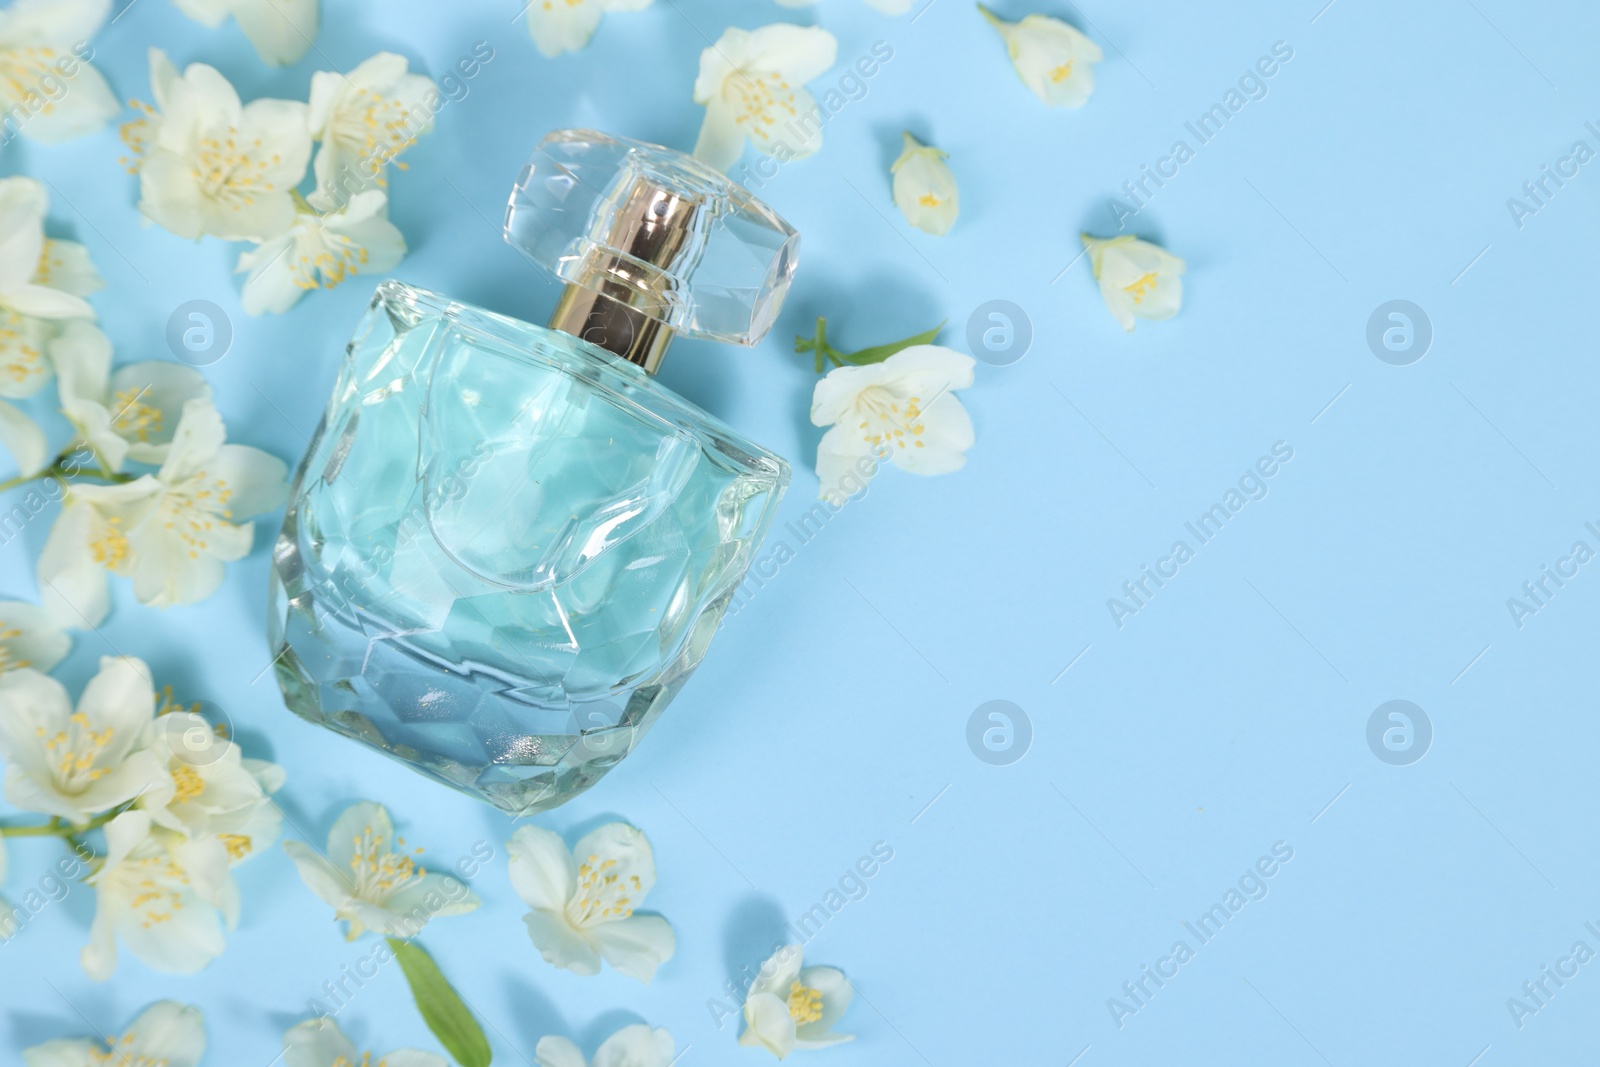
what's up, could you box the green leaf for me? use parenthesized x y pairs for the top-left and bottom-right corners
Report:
(836, 322), (945, 367)
(388, 938), (492, 1067)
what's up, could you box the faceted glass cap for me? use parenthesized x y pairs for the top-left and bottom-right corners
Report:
(504, 129), (800, 347)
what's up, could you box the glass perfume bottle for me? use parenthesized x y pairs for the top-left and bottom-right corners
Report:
(267, 130), (795, 815)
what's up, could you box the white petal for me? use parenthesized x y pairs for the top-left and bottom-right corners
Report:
(37, 501), (112, 629)
(591, 1026), (673, 1067)
(739, 991), (797, 1059)
(524, 908), (601, 975)
(1010, 15), (1101, 107)
(796, 965), (853, 1037)
(324, 191), (407, 269)
(4, 284), (94, 320)
(0, 667), (72, 777)
(0, 0), (111, 45)
(21, 1039), (98, 1067)
(693, 28), (754, 102)
(809, 362), (880, 427)
(527, 0), (605, 57)
(117, 892), (227, 973)
(691, 100), (746, 173)
(570, 822), (657, 904)
(0, 177), (47, 288)
(147, 48), (182, 110)
(236, 233), (306, 316)
(506, 825), (575, 912)
(891, 136), (958, 236)
(322, 803), (389, 877)
(741, 23), (837, 82)
(283, 839), (358, 915)
(125, 525), (234, 607)
(587, 913), (675, 983)
(385, 871), (481, 927)
(748, 944), (804, 998)
(51, 319), (111, 405)
(137, 150), (211, 240)
(282, 1018), (358, 1067)
(121, 1001), (206, 1067)
(380, 1054), (449, 1067)
(77, 655), (155, 748)
(109, 360), (212, 464)
(209, 444), (288, 519)
(94, 809), (154, 874)
(892, 393), (973, 475)
(231, 0), (319, 66)
(157, 398), (224, 483)
(0, 399), (48, 477)
(533, 1036), (588, 1067)
(169, 0), (230, 28)
(37, 241), (104, 298)
(0, 600), (70, 673)
(878, 343), (976, 393)
(3, 63), (119, 144)
(814, 424), (877, 500)
(740, 85), (823, 162)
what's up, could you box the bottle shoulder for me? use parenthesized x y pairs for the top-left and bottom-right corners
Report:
(369, 280), (789, 484)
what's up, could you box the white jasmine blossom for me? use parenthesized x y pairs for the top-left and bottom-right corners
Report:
(526, 0), (655, 59)
(170, 0), (319, 67)
(55, 322), (210, 473)
(22, 1000), (206, 1067)
(307, 52), (437, 203)
(37, 396), (289, 627)
(810, 345), (976, 498)
(692, 24), (838, 172)
(133, 49), (313, 241)
(35, 480), (153, 628)
(979, 4), (1101, 107)
(740, 945), (853, 1059)
(237, 190), (406, 315)
(0, 0), (120, 144)
(535, 1025), (675, 1067)
(138, 704), (283, 862)
(283, 1017), (446, 1067)
(0, 657), (166, 824)
(891, 132), (958, 236)
(1082, 233), (1185, 331)
(284, 800), (479, 939)
(507, 822), (676, 983)
(83, 810), (236, 979)
(0, 177), (101, 405)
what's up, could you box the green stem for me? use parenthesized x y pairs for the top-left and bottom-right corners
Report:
(0, 808), (123, 838)
(797, 316), (847, 372)
(0, 466), (52, 493)
(0, 821), (66, 838)
(0, 450), (136, 494)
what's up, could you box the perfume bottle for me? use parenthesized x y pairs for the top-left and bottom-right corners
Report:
(267, 130), (795, 815)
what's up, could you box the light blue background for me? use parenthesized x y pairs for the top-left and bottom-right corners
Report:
(2, 0), (1598, 1064)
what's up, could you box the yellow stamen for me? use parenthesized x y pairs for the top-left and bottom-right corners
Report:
(787, 981), (824, 1025)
